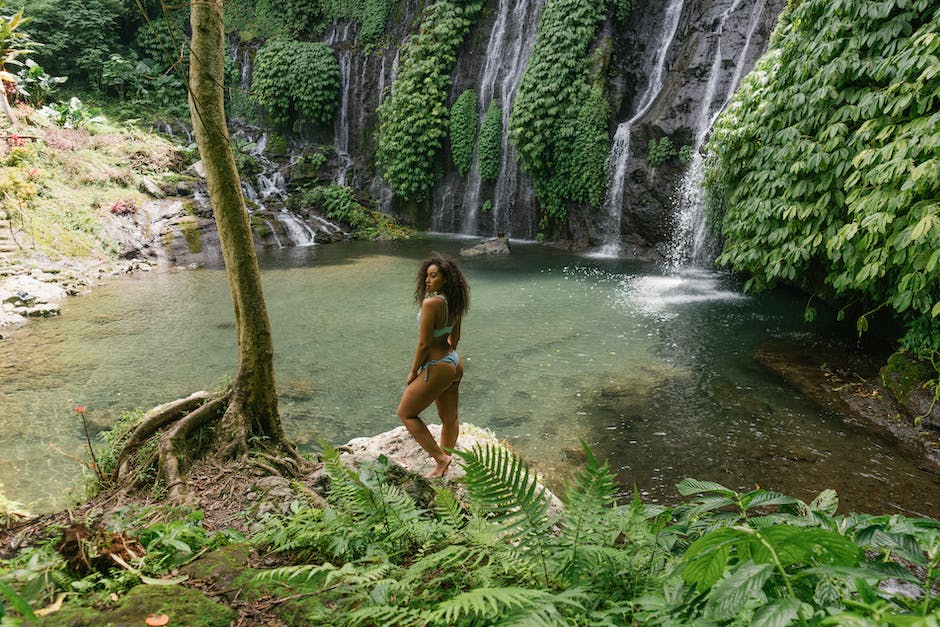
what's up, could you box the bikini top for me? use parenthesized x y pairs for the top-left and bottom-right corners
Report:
(417, 293), (453, 337)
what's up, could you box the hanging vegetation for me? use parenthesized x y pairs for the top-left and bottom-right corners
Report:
(449, 89), (477, 176)
(706, 0), (940, 353)
(375, 0), (484, 206)
(509, 0), (611, 222)
(251, 39), (340, 131)
(478, 102), (502, 183)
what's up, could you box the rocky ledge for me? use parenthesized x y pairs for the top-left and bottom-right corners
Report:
(756, 337), (940, 469)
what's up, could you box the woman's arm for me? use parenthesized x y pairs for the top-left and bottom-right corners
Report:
(448, 317), (461, 350)
(407, 298), (442, 384)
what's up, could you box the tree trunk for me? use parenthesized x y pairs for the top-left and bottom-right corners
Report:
(188, 0), (286, 456)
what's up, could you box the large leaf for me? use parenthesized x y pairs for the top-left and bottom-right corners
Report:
(751, 597), (804, 627)
(681, 527), (750, 590)
(704, 561), (773, 621)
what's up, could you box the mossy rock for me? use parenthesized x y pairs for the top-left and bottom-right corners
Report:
(881, 351), (940, 429)
(41, 583), (236, 626)
(180, 543), (251, 592)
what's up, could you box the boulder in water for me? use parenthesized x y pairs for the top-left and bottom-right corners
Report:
(459, 236), (510, 257)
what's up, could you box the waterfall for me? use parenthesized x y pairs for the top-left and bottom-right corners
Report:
(276, 212), (318, 246)
(669, 0), (766, 269)
(596, 0), (686, 256)
(430, 0), (545, 236)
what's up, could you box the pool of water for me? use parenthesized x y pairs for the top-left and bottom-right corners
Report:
(2, 236), (938, 516)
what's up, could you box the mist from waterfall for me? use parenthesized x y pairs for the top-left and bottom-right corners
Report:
(668, 0), (767, 269)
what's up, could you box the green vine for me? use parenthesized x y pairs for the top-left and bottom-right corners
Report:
(478, 101), (502, 183)
(509, 0), (610, 222)
(449, 89), (477, 176)
(251, 39), (340, 131)
(706, 0), (940, 353)
(376, 0), (485, 206)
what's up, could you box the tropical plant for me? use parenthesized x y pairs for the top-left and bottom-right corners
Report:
(647, 136), (677, 168)
(251, 39), (340, 131)
(251, 443), (940, 625)
(510, 0), (613, 222)
(478, 101), (502, 183)
(449, 89), (477, 176)
(375, 0), (484, 207)
(706, 0), (940, 355)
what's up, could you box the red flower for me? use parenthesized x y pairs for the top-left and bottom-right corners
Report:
(75, 405), (85, 413)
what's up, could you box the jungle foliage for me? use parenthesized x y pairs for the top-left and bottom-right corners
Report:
(706, 0), (940, 354)
(509, 0), (612, 223)
(250, 443), (940, 625)
(251, 39), (340, 131)
(376, 0), (484, 206)
(478, 101), (503, 183)
(9, 0), (190, 116)
(449, 89), (477, 176)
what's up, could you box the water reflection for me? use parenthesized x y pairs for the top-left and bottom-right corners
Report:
(0, 237), (938, 518)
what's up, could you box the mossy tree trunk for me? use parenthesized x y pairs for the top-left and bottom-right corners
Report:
(110, 0), (301, 502)
(189, 0), (286, 456)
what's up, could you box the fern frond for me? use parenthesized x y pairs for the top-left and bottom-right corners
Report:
(456, 444), (557, 541)
(321, 443), (377, 518)
(342, 604), (424, 627)
(254, 561), (338, 584)
(433, 485), (466, 530)
(426, 586), (559, 624)
(557, 441), (619, 582)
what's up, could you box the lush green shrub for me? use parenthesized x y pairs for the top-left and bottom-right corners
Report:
(477, 101), (502, 182)
(323, 0), (391, 42)
(647, 136), (677, 168)
(375, 0), (484, 206)
(609, 0), (636, 23)
(567, 84), (610, 206)
(299, 184), (414, 240)
(509, 0), (607, 221)
(706, 0), (940, 353)
(449, 89), (477, 176)
(678, 144), (694, 165)
(17, 0), (130, 89)
(251, 443), (940, 624)
(251, 39), (340, 131)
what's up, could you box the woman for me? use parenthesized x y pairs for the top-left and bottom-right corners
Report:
(397, 253), (470, 477)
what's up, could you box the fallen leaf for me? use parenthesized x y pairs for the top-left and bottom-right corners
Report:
(145, 614), (170, 626)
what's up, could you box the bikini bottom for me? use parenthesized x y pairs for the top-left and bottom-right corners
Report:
(419, 350), (459, 381)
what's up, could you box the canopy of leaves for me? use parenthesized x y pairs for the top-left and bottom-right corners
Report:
(707, 0), (940, 353)
(449, 89), (477, 176)
(375, 0), (484, 206)
(251, 39), (340, 131)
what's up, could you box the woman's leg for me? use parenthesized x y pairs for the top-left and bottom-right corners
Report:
(435, 358), (463, 452)
(397, 363), (457, 476)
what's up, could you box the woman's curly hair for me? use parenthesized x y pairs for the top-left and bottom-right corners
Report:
(413, 253), (470, 318)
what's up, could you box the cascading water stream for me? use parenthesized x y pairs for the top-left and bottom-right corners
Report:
(596, 0), (686, 256)
(326, 22), (356, 186)
(446, 0), (544, 236)
(669, 0), (766, 269)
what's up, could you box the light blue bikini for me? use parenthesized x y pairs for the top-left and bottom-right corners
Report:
(417, 293), (459, 380)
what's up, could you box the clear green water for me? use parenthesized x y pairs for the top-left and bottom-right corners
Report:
(2, 236), (939, 517)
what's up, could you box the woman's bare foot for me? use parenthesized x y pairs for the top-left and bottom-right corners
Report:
(425, 454), (452, 478)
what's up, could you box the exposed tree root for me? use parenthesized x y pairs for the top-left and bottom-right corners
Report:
(112, 389), (307, 506)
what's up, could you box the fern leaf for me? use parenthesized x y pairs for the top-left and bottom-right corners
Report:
(427, 586), (557, 624)
(433, 485), (465, 530)
(559, 440), (618, 550)
(455, 444), (557, 546)
(342, 605), (424, 626)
